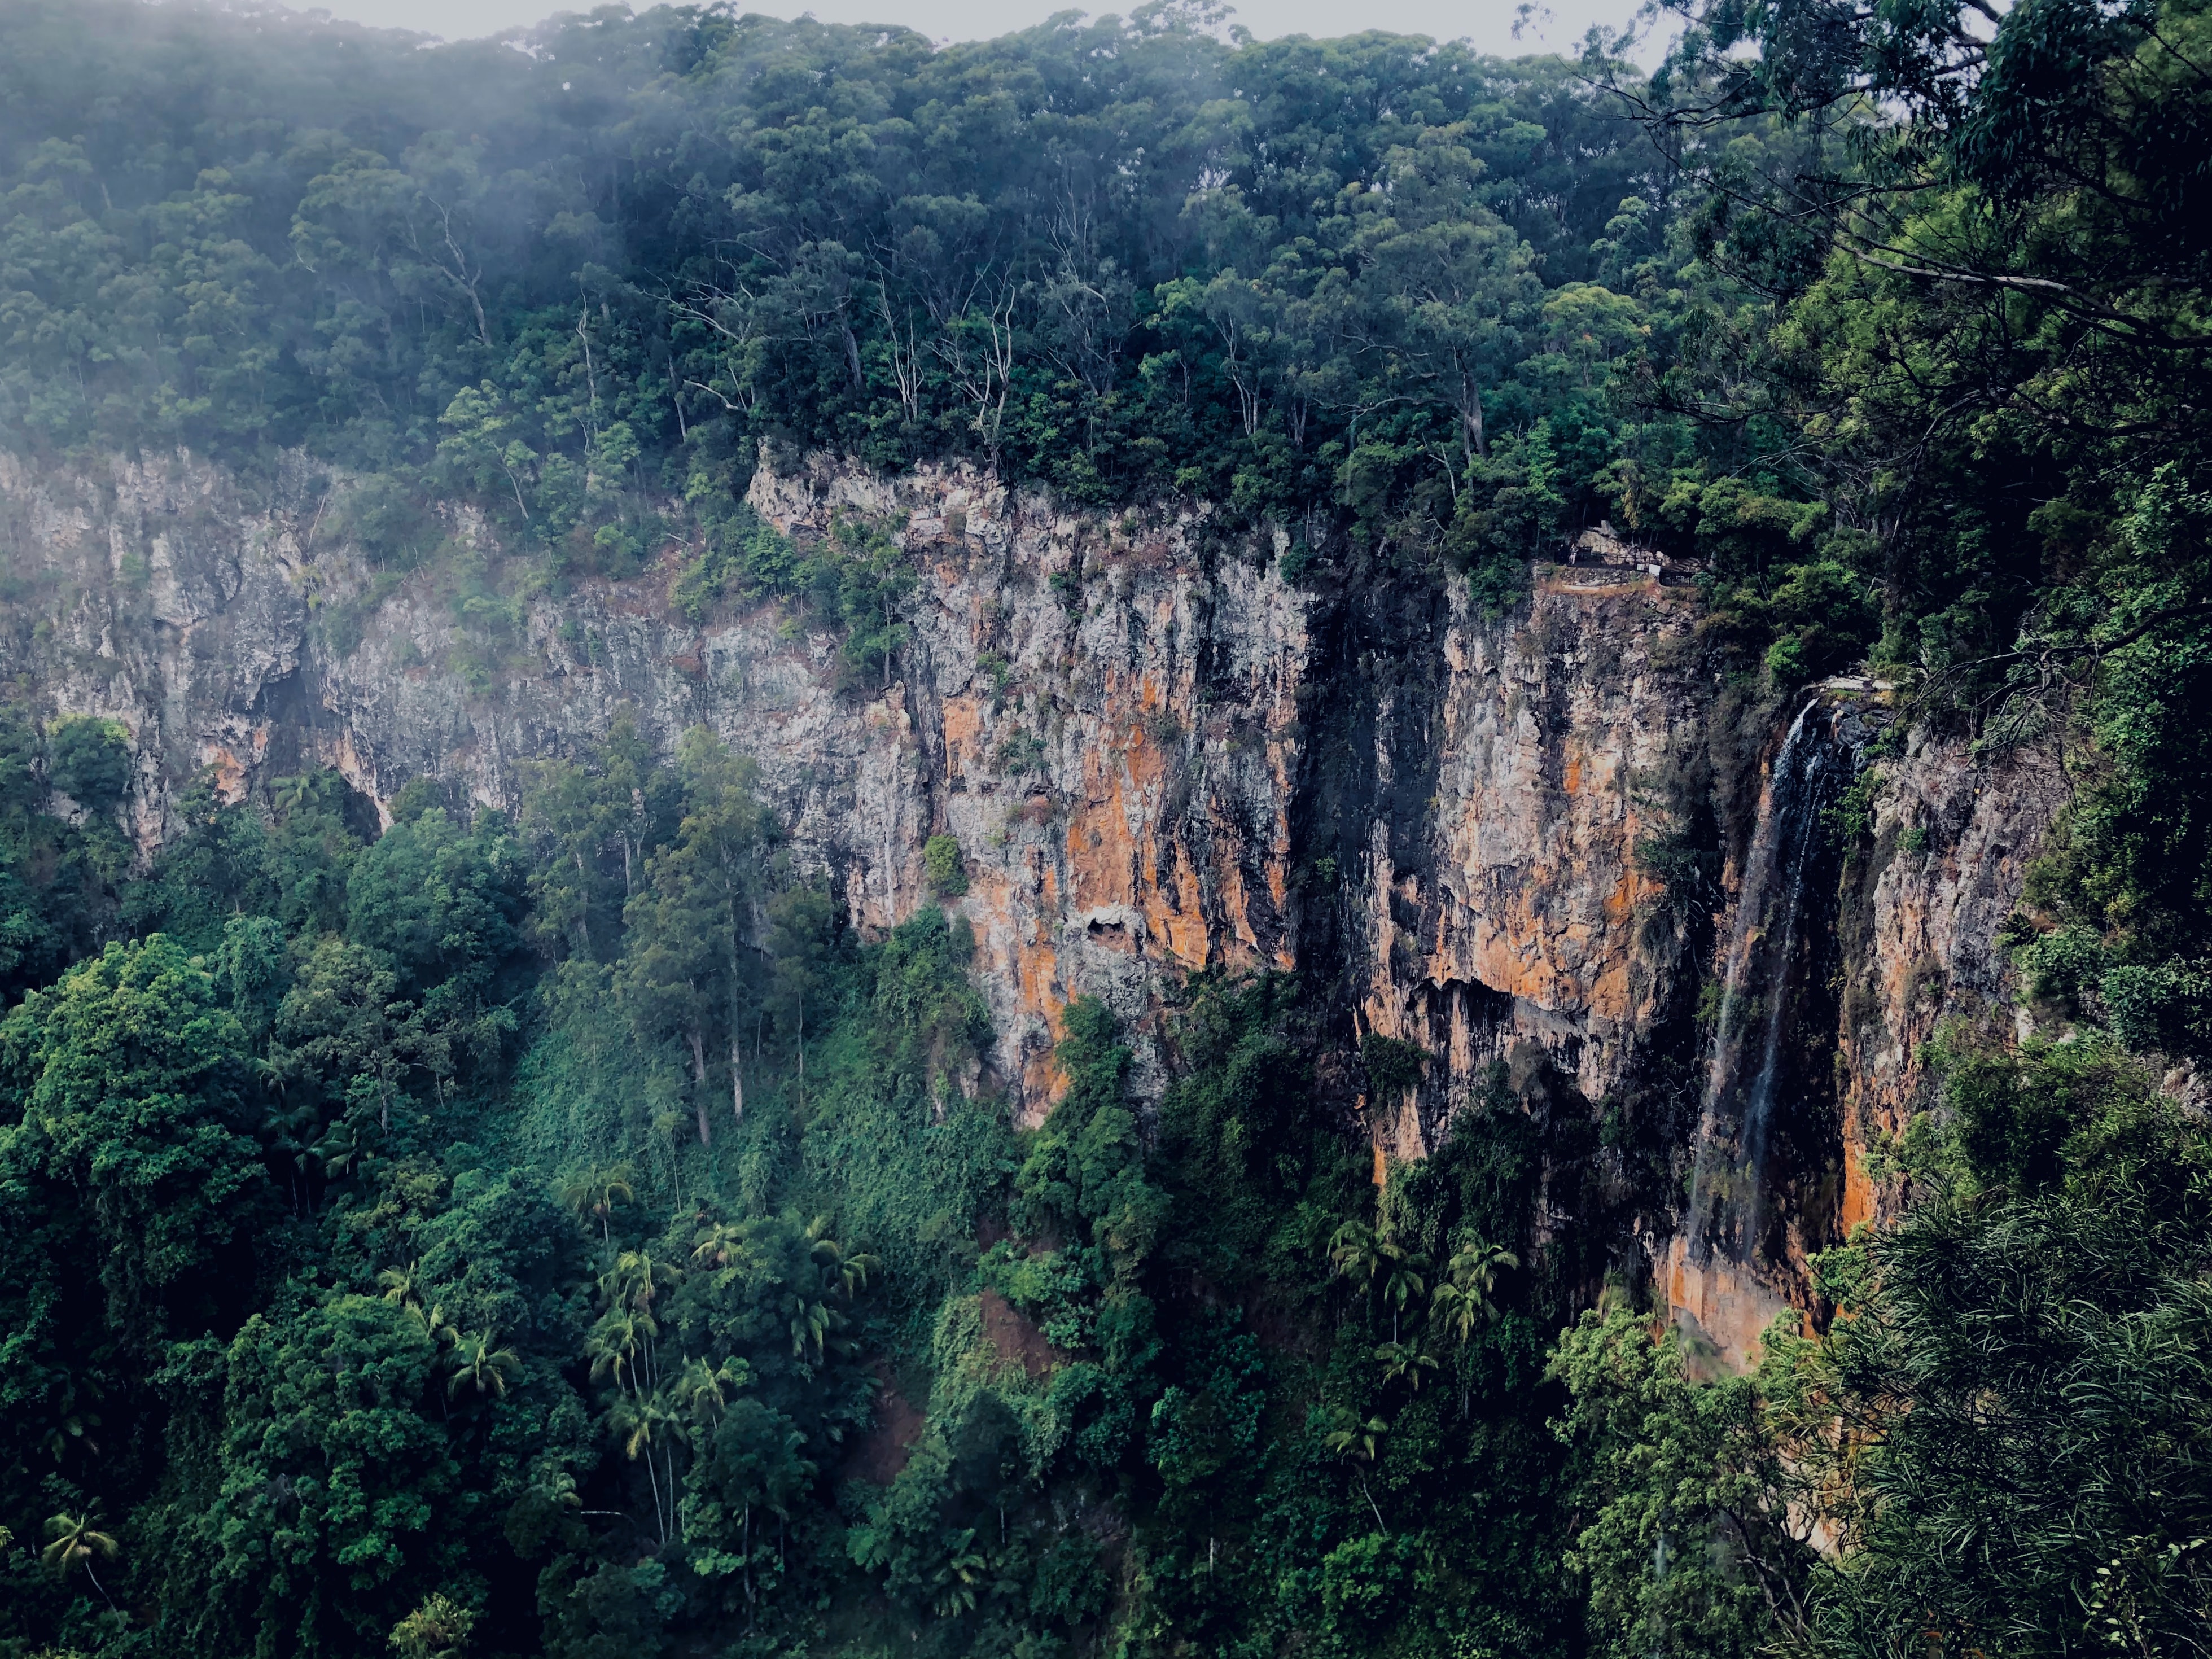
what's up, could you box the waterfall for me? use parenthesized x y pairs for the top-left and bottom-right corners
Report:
(1681, 701), (1854, 1275)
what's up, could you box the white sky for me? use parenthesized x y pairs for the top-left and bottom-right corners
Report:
(298, 0), (1659, 59)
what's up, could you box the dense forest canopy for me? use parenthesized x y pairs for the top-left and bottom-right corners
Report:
(0, 0), (1687, 592)
(0, 0), (2209, 1656)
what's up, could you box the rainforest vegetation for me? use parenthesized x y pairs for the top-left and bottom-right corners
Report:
(0, 0), (2208, 1654)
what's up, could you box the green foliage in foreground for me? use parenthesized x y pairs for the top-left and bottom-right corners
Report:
(0, 720), (1586, 1659)
(0, 741), (2202, 1659)
(0, 707), (2193, 1659)
(1558, 1036), (2212, 1659)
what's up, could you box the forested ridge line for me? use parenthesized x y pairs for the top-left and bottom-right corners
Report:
(0, 0), (2209, 1657)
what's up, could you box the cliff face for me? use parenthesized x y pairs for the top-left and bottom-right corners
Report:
(1333, 564), (1701, 1156)
(0, 447), (2066, 1358)
(0, 447), (1309, 1119)
(0, 448), (313, 848)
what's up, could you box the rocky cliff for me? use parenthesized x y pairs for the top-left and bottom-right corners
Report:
(0, 446), (2068, 1363)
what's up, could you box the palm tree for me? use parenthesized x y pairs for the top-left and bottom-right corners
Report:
(1440, 1238), (1518, 1313)
(1328, 1218), (1386, 1285)
(1329, 1218), (1429, 1342)
(447, 1330), (521, 1399)
(585, 1307), (654, 1395)
(930, 1528), (989, 1618)
(269, 772), (316, 819)
(669, 1354), (749, 1422)
(377, 1260), (423, 1308)
(315, 1115), (374, 1177)
(1321, 1411), (1390, 1465)
(1373, 1340), (1439, 1394)
(1429, 1237), (1518, 1416)
(596, 1251), (676, 1393)
(600, 1249), (677, 1316)
(1375, 1251), (1427, 1343)
(558, 1163), (636, 1246)
(608, 1389), (678, 1546)
(1318, 1409), (1392, 1535)
(783, 1286), (841, 1360)
(42, 1512), (119, 1610)
(406, 1299), (458, 1351)
(805, 1214), (876, 1298)
(690, 1219), (756, 1284)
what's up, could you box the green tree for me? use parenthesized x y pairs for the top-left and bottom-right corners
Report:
(1, 936), (263, 1344)
(1550, 1307), (1815, 1659)
(346, 806), (524, 1096)
(557, 1163), (636, 1247)
(274, 935), (411, 1138)
(616, 732), (769, 1143)
(40, 1512), (119, 1612)
(1430, 1236), (1519, 1414)
(389, 1592), (475, 1659)
(765, 881), (837, 1088)
(46, 717), (130, 814)
(1328, 1217), (1429, 1342)
(195, 1294), (458, 1656)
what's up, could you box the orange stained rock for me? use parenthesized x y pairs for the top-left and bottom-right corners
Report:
(964, 866), (1022, 978)
(1602, 865), (1641, 924)
(1265, 821), (1291, 915)
(1065, 753), (1146, 911)
(1587, 956), (1635, 1025)
(1838, 1127), (1877, 1236)
(1155, 860), (1212, 965)
(1665, 1240), (1795, 1376)
(207, 745), (248, 804)
(963, 859), (1068, 1127)
(1062, 718), (1225, 969)
(1466, 935), (1555, 1008)
(940, 695), (984, 777)
(1214, 835), (1263, 957)
(328, 730), (378, 816)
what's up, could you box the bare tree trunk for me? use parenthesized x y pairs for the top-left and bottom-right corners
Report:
(730, 1038), (744, 1123)
(575, 847), (593, 956)
(842, 321), (865, 390)
(82, 1562), (119, 1613)
(875, 288), (923, 420)
(1356, 1472), (1388, 1536)
(641, 1442), (668, 1546)
(576, 309), (601, 444)
(689, 1030), (711, 1145)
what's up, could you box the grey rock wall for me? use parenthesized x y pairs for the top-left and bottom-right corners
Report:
(0, 445), (2074, 1362)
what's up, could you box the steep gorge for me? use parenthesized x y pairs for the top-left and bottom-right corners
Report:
(0, 445), (2063, 1366)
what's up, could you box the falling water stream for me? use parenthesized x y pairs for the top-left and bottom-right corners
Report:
(1681, 701), (1853, 1275)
